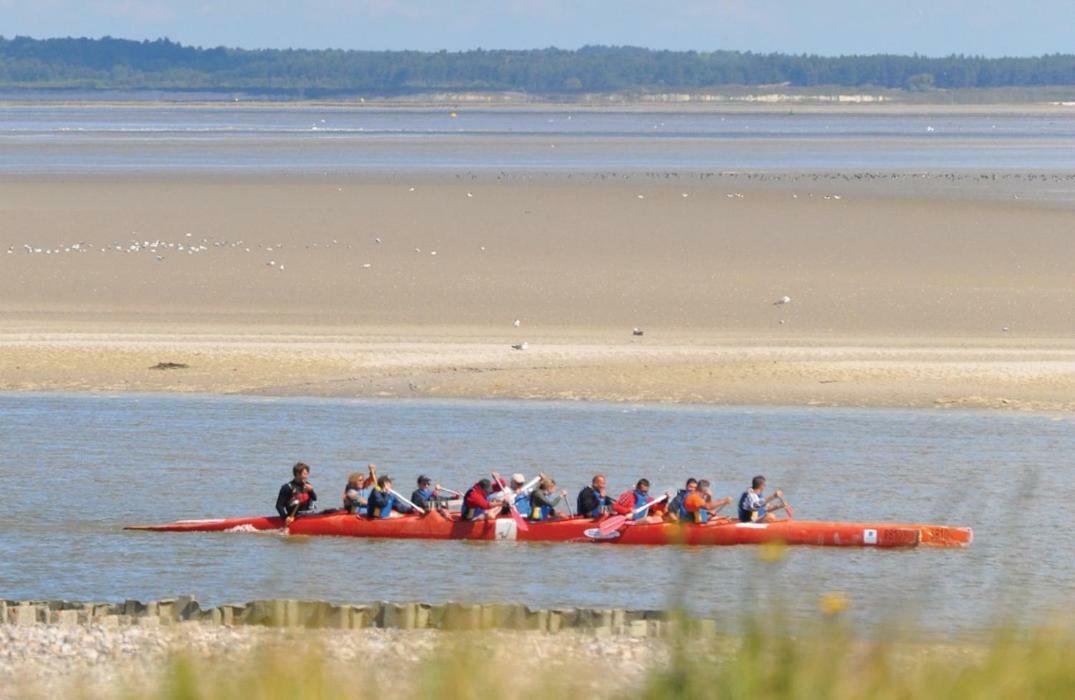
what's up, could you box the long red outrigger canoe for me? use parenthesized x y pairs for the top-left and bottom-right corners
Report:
(126, 509), (972, 548)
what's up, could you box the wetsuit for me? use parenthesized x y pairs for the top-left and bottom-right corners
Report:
(276, 480), (317, 518)
(577, 486), (613, 519)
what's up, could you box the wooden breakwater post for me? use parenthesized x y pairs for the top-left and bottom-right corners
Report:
(0, 598), (677, 637)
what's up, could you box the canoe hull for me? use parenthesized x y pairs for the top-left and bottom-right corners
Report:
(126, 511), (971, 548)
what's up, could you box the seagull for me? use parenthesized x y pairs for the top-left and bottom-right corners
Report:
(375, 237), (382, 244)
(632, 328), (644, 336)
(511, 342), (528, 351)
(513, 319), (521, 328)
(774, 296), (791, 306)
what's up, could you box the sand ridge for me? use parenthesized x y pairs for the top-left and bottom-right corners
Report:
(1, 174), (1072, 409)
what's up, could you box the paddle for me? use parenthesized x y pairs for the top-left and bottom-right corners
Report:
(387, 488), (426, 515)
(492, 473), (530, 532)
(598, 493), (669, 536)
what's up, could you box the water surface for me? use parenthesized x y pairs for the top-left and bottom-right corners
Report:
(1, 393), (1071, 635)
(4, 106), (1075, 175)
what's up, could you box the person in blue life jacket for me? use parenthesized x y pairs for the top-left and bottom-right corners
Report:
(411, 474), (449, 512)
(276, 462), (317, 525)
(738, 475), (787, 523)
(342, 464), (377, 515)
(666, 478), (699, 521)
(612, 479), (659, 521)
(528, 477), (568, 521)
(577, 474), (615, 518)
(366, 475), (414, 519)
(487, 472), (531, 515)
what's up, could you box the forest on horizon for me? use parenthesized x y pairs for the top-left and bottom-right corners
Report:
(2, 36), (1075, 95)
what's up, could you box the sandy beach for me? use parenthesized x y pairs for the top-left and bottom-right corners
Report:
(1, 174), (1072, 410)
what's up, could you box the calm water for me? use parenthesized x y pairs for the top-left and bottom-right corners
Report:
(1, 393), (1072, 635)
(4, 106), (1075, 174)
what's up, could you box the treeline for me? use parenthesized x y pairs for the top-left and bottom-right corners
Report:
(2, 36), (1074, 93)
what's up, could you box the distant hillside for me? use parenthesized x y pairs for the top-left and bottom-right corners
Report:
(2, 36), (1074, 94)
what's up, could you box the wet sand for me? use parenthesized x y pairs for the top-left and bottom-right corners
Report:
(1, 174), (1072, 410)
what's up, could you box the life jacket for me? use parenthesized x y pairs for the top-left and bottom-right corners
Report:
(514, 492), (531, 516)
(529, 493), (555, 521)
(738, 490), (765, 522)
(578, 486), (610, 519)
(368, 488), (396, 519)
(288, 489), (311, 510)
(462, 485), (487, 521)
(684, 492), (710, 524)
(667, 489), (689, 521)
(617, 490), (649, 520)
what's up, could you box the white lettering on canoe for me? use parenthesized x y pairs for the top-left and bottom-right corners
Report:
(863, 529), (878, 545)
(494, 519), (517, 541)
(734, 523), (769, 529)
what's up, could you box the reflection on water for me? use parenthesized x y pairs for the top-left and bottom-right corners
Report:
(0, 393), (1072, 634)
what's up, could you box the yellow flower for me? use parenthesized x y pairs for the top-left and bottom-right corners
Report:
(757, 539), (787, 562)
(819, 592), (851, 616)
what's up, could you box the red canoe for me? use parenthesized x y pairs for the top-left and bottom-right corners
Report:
(126, 510), (972, 548)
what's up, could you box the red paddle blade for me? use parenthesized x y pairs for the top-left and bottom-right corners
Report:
(510, 506), (530, 531)
(785, 504), (795, 519)
(598, 515), (626, 535)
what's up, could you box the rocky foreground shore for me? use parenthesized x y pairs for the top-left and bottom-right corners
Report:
(1, 624), (668, 699)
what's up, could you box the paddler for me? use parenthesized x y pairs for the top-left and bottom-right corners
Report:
(411, 474), (449, 511)
(365, 475), (415, 519)
(666, 478), (699, 521)
(683, 479), (733, 523)
(275, 462), (317, 525)
(612, 478), (660, 521)
(461, 477), (502, 521)
(577, 474), (615, 518)
(342, 464), (377, 515)
(737, 475), (787, 523)
(528, 477), (568, 521)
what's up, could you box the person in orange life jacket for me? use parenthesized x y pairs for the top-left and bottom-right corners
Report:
(411, 474), (448, 511)
(577, 474), (615, 518)
(528, 477), (568, 521)
(276, 462), (317, 525)
(683, 479), (733, 523)
(461, 477), (503, 521)
(666, 478), (699, 521)
(613, 479), (656, 521)
(342, 464), (377, 514)
(737, 475), (787, 523)
(365, 475), (414, 519)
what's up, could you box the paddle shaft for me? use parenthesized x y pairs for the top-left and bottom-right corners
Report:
(388, 488), (426, 515)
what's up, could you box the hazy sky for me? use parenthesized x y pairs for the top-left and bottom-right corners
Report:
(1, 1), (1072, 56)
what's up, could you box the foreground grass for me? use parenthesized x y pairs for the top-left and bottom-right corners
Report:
(129, 622), (1074, 700)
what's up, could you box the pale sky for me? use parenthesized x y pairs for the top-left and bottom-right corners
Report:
(1, 1), (1072, 56)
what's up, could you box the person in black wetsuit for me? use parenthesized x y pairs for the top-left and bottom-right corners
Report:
(576, 474), (614, 519)
(275, 462), (317, 525)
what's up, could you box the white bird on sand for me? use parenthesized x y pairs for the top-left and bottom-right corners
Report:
(632, 328), (644, 336)
(513, 319), (521, 328)
(375, 237), (382, 244)
(774, 295), (791, 306)
(511, 342), (528, 351)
